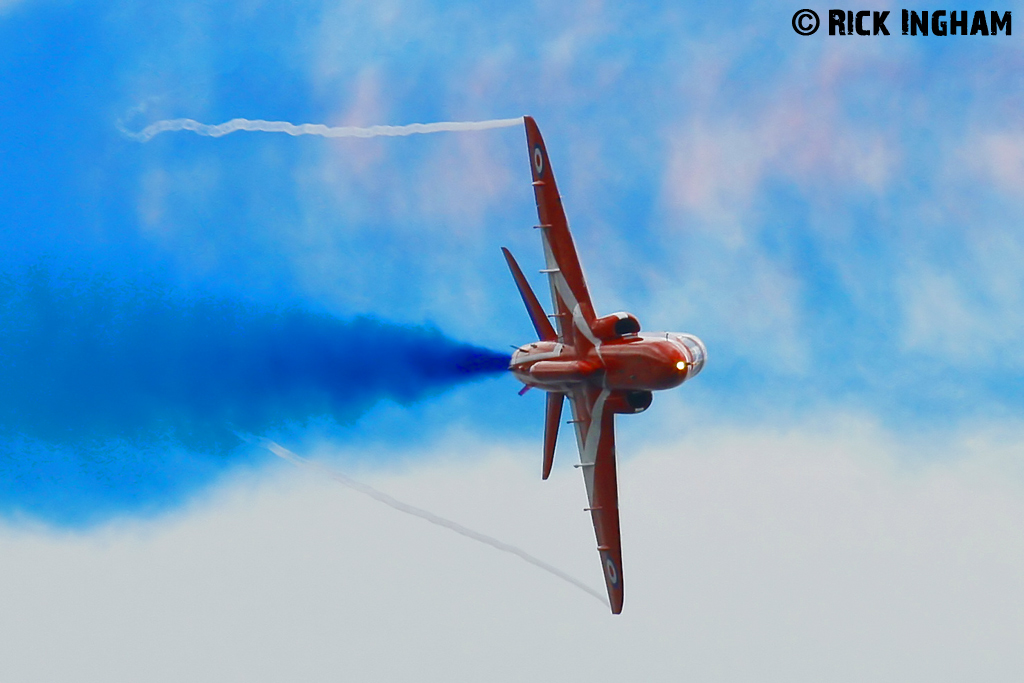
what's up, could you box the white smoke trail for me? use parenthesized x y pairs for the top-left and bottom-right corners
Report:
(262, 439), (609, 608)
(122, 116), (524, 143)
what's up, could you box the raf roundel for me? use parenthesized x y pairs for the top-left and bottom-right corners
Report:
(532, 145), (544, 176)
(605, 557), (619, 586)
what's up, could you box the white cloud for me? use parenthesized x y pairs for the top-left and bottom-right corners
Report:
(646, 58), (908, 373)
(898, 226), (1024, 366)
(888, 129), (1024, 367)
(659, 85), (899, 242)
(965, 130), (1024, 194)
(644, 248), (810, 373)
(4, 418), (1024, 682)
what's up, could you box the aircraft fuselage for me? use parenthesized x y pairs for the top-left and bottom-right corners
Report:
(510, 332), (706, 394)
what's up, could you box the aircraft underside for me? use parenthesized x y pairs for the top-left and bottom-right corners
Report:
(502, 116), (706, 614)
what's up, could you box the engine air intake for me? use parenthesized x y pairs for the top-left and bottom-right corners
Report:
(592, 312), (641, 340)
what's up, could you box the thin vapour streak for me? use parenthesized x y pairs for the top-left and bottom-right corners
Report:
(264, 440), (609, 608)
(122, 117), (525, 143)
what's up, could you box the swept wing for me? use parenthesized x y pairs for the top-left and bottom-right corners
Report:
(524, 117), (624, 613)
(567, 386), (624, 614)
(524, 116), (599, 352)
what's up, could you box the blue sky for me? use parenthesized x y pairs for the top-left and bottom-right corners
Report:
(5, 0), (1022, 417)
(3, 0), (1024, 517)
(3, 1), (1024, 678)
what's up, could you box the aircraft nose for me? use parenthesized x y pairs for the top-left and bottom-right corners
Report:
(671, 333), (706, 379)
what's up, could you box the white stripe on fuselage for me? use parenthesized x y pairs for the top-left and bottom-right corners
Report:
(579, 388), (609, 504)
(540, 233), (602, 359)
(573, 304), (601, 352)
(538, 228), (608, 505)
(540, 230), (600, 350)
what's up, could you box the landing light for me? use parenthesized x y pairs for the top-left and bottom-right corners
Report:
(675, 361), (687, 371)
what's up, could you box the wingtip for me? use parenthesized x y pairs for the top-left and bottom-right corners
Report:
(608, 585), (624, 615)
(523, 116), (542, 143)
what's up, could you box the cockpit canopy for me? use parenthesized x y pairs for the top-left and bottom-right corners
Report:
(640, 332), (706, 379)
(669, 333), (706, 378)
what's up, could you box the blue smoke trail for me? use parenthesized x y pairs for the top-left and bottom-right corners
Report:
(0, 267), (509, 527)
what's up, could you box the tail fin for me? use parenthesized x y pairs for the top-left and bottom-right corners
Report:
(543, 392), (564, 479)
(502, 247), (557, 342)
(504, 247), (563, 478)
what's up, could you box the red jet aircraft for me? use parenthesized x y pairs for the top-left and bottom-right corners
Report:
(503, 117), (707, 614)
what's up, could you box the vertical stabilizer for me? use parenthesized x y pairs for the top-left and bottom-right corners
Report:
(502, 247), (557, 342)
